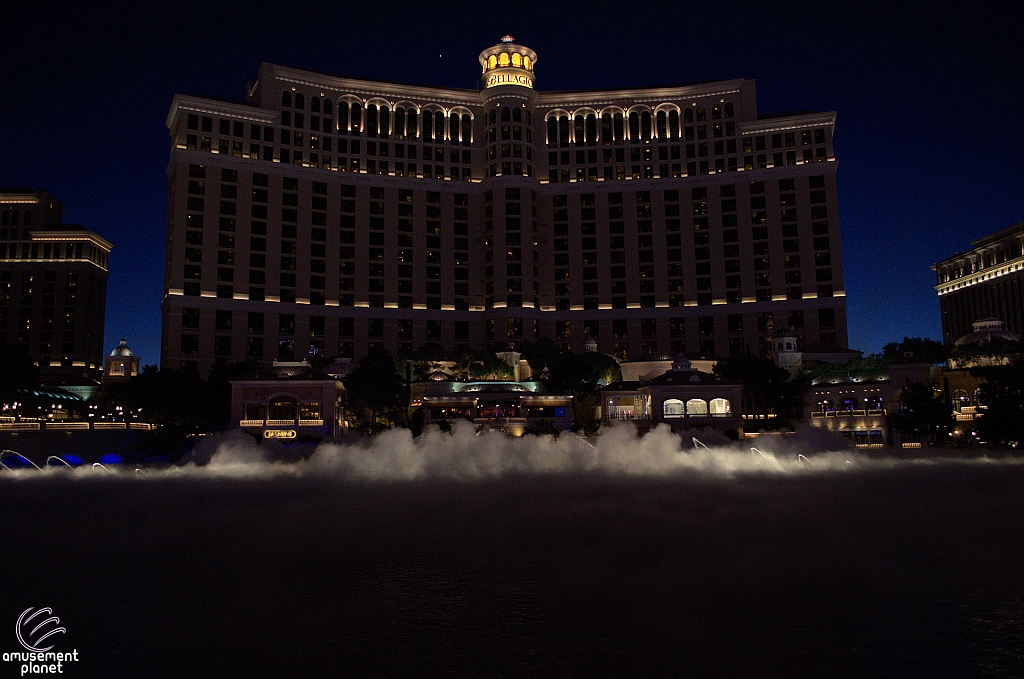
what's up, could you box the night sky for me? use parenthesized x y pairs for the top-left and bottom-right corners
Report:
(3, 2), (1021, 365)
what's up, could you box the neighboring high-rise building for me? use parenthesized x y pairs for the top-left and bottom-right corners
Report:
(162, 36), (847, 374)
(932, 222), (1024, 345)
(0, 188), (112, 377)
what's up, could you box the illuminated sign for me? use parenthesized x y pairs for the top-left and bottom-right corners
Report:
(264, 429), (297, 439)
(484, 68), (533, 89)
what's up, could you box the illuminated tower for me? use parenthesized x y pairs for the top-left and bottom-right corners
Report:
(477, 36), (539, 347)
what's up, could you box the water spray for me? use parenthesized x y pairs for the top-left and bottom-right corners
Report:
(46, 456), (80, 474)
(1, 450), (42, 471)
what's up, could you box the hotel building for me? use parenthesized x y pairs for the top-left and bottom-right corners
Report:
(0, 188), (112, 377)
(933, 222), (1024, 345)
(162, 36), (847, 373)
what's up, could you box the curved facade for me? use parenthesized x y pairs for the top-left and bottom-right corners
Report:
(162, 38), (847, 373)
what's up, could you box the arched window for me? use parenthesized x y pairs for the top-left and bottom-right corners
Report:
(601, 113), (612, 145)
(818, 399), (834, 413)
(498, 52), (510, 67)
(710, 398), (731, 416)
(512, 53), (522, 67)
(406, 109), (417, 138)
(656, 111), (667, 138)
(449, 112), (460, 142)
(337, 102), (349, 134)
(350, 103), (361, 133)
(669, 110), (680, 139)
(523, 56), (531, 70)
(952, 389), (970, 412)
(488, 55), (497, 69)
(489, 109), (496, 125)
(586, 114), (597, 145)
(461, 114), (472, 144)
(696, 105), (705, 121)
(379, 105), (391, 137)
(281, 91), (291, 107)
(547, 117), (558, 147)
(842, 398), (856, 411)
(613, 112), (624, 142)
(558, 116), (570, 148)
(512, 107), (521, 122)
(395, 107), (406, 139)
(724, 102), (734, 117)
(684, 108), (694, 124)
(574, 115), (585, 144)
(501, 107), (511, 122)
(323, 99), (333, 115)
(1, 211), (7, 225)
(628, 112), (640, 140)
(422, 110), (433, 140)
(11, 211), (18, 226)
(244, 403), (266, 421)
(640, 111), (652, 140)
(310, 97), (320, 113)
(434, 111), (444, 142)
(366, 105), (378, 137)
(294, 93), (304, 109)
(268, 397), (297, 421)
(663, 399), (685, 417)
(686, 399), (708, 416)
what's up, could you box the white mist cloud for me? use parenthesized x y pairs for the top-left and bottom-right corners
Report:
(3, 423), (1021, 483)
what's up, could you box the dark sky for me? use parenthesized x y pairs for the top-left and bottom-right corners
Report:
(3, 1), (1021, 364)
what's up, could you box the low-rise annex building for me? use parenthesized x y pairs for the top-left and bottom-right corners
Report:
(420, 373), (572, 435)
(229, 360), (346, 439)
(599, 355), (742, 434)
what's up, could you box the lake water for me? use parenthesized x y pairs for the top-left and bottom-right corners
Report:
(2, 426), (1023, 677)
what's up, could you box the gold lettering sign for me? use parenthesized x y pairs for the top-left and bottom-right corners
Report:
(264, 429), (297, 439)
(484, 69), (534, 89)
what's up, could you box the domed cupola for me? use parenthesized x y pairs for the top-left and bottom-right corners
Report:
(110, 338), (134, 357)
(478, 35), (537, 90)
(954, 318), (1021, 346)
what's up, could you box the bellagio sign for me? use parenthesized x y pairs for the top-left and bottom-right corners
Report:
(484, 69), (533, 89)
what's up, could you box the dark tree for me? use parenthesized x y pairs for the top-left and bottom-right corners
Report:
(970, 362), (1024, 446)
(0, 342), (39, 406)
(408, 342), (448, 379)
(713, 356), (802, 428)
(881, 337), (948, 365)
(468, 353), (514, 380)
(545, 348), (621, 432)
(890, 381), (953, 444)
(205, 359), (264, 430)
(105, 365), (210, 428)
(343, 347), (406, 433)
(519, 337), (560, 374)
(950, 337), (1021, 368)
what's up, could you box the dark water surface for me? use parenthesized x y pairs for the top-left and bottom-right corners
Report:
(2, 463), (1024, 677)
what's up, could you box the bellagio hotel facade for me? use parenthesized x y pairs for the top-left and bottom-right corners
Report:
(162, 36), (847, 373)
